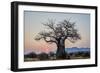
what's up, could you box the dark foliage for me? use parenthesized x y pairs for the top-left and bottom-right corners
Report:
(37, 53), (49, 60)
(24, 52), (37, 58)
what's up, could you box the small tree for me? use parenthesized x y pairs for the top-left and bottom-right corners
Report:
(35, 19), (81, 59)
(24, 52), (37, 58)
(38, 53), (49, 60)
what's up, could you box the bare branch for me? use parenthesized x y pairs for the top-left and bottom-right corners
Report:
(35, 31), (58, 44)
(42, 19), (56, 31)
(35, 18), (81, 44)
(44, 37), (57, 44)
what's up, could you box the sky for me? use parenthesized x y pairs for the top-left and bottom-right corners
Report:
(24, 11), (90, 54)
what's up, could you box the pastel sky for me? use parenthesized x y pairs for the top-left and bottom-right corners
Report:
(24, 11), (90, 54)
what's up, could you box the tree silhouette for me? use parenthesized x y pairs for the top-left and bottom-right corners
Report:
(24, 52), (37, 58)
(38, 53), (49, 60)
(35, 19), (81, 59)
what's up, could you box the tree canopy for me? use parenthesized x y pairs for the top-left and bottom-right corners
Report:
(35, 19), (81, 44)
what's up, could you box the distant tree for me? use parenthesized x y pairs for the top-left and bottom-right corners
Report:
(35, 19), (81, 59)
(38, 53), (49, 60)
(49, 52), (55, 57)
(24, 52), (37, 58)
(82, 52), (90, 57)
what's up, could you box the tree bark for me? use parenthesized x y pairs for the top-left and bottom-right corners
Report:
(56, 39), (66, 59)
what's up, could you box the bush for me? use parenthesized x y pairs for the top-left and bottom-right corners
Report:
(38, 53), (49, 60)
(24, 52), (37, 58)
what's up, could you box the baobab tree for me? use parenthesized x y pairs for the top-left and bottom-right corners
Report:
(35, 19), (81, 59)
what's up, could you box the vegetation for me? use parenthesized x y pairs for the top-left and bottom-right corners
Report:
(35, 19), (81, 59)
(24, 19), (91, 62)
(24, 51), (90, 62)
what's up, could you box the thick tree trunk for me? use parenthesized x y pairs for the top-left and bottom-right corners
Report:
(56, 39), (66, 59)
